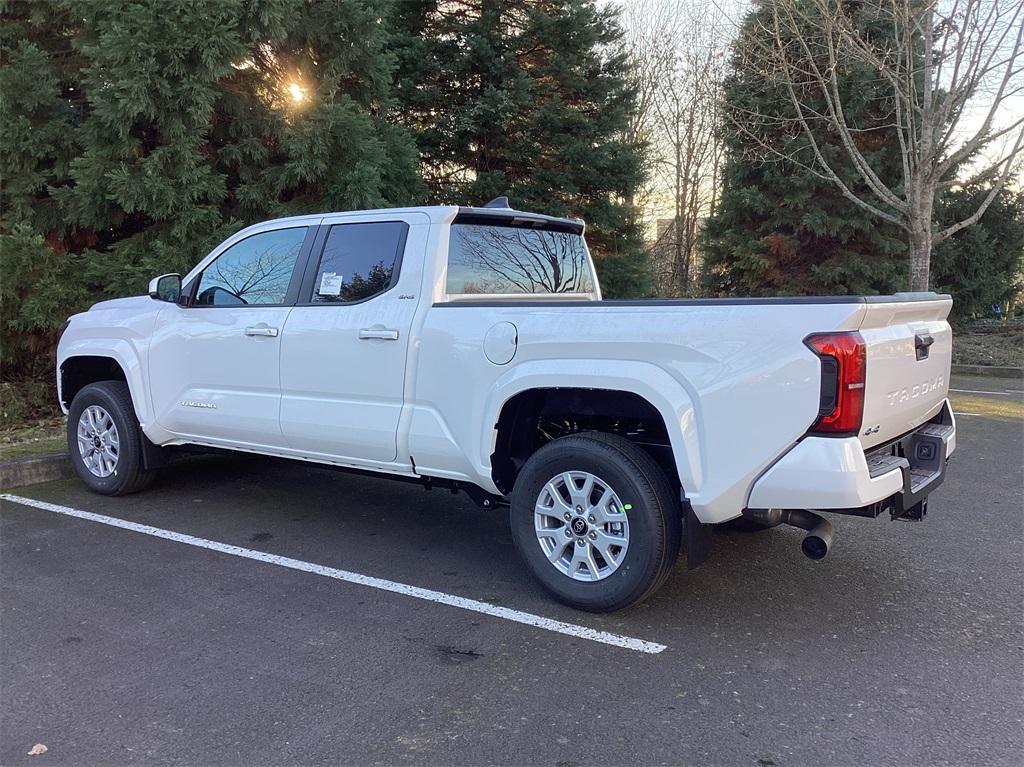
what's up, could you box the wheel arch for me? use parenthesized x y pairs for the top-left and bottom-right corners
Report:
(483, 360), (702, 496)
(58, 347), (151, 428)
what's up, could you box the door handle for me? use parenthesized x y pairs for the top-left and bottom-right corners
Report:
(245, 325), (279, 337)
(915, 333), (934, 360)
(358, 327), (399, 341)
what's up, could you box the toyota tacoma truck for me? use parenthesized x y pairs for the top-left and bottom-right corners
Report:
(56, 198), (956, 611)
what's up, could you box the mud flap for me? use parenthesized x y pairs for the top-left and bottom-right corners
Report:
(684, 501), (712, 569)
(140, 433), (167, 471)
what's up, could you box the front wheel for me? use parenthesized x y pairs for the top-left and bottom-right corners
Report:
(67, 381), (156, 496)
(509, 432), (682, 612)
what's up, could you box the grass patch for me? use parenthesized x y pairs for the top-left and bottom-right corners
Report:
(949, 392), (1024, 422)
(0, 416), (67, 460)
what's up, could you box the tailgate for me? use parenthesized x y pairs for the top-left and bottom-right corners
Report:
(857, 294), (953, 449)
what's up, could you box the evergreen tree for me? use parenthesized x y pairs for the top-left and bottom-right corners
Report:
(932, 186), (1024, 320)
(699, 0), (908, 297)
(1, 1), (92, 384)
(1, 0), (423, 387)
(393, 0), (650, 297)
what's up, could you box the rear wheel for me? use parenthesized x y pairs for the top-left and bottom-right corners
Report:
(68, 381), (156, 496)
(510, 432), (682, 612)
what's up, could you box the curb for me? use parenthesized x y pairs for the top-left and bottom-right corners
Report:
(951, 364), (1024, 379)
(0, 453), (73, 491)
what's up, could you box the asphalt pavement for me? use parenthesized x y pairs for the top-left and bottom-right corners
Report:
(2, 376), (1021, 766)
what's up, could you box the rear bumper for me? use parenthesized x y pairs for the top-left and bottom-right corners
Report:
(747, 401), (955, 516)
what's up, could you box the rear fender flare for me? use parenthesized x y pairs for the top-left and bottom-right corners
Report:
(480, 359), (702, 494)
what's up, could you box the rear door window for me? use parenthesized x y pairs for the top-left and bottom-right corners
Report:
(446, 223), (595, 296)
(310, 222), (408, 303)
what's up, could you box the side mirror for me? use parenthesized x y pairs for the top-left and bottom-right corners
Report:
(148, 273), (182, 303)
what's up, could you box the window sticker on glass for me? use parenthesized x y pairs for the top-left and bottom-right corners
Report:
(318, 272), (343, 296)
(310, 222), (408, 303)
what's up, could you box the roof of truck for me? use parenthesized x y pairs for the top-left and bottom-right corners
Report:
(232, 204), (585, 232)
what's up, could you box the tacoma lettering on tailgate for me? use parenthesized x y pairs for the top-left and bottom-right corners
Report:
(886, 376), (944, 407)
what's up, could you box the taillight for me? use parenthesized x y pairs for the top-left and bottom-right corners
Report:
(804, 331), (866, 436)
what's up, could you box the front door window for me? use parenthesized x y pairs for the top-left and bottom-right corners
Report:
(195, 227), (308, 306)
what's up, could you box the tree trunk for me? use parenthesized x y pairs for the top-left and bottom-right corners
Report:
(908, 231), (931, 292)
(673, 125), (684, 295)
(908, 183), (935, 292)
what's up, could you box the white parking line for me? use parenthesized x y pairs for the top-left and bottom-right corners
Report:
(1, 493), (667, 655)
(949, 388), (1017, 396)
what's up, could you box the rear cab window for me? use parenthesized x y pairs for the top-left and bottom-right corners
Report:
(445, 216), (597, 300)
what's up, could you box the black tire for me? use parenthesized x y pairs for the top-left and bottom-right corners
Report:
(509, 432), (682, 612)
(67, 381), (156, 496)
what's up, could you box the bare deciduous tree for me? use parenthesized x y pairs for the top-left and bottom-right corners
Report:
(651, 35), (727, 292)
(619, 0), (682, 191)
(620, 0), (731, 296)
(739, 0), (1024, 290)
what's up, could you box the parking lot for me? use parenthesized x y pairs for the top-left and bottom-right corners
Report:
(2, 375), (1022, 766)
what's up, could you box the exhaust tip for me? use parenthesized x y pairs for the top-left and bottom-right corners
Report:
(801, 534), (829, 560)
(743, 508), (834, 560)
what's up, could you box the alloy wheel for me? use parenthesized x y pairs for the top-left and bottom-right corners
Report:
(534, 471), (630, 581)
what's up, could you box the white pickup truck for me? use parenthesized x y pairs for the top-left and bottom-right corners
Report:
(57, 199), (956, 611)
